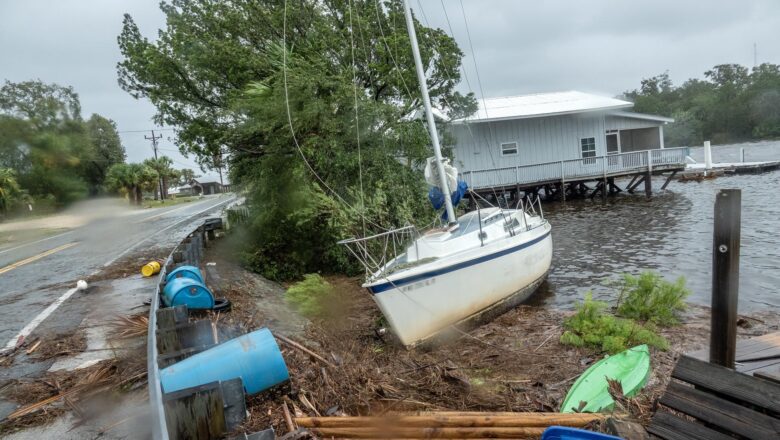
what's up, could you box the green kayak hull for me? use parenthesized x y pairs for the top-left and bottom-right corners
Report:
(560, 344), (651, 413)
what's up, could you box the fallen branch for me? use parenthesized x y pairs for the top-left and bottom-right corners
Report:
(282, 401), (295, 433)
(275, 334), (335, 368)
(26, 339), (42, 355)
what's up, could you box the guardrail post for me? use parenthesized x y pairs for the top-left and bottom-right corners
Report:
(710, 189), (741, 368)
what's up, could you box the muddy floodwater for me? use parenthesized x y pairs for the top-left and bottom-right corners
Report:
(536, 140), (780, 313)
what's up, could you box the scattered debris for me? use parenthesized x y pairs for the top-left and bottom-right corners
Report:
(109, 313), (149, 339)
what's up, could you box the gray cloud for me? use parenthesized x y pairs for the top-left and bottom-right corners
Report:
(1, 0), (778, 172)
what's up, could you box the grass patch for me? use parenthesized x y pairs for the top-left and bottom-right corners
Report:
(561, 293), (669, 354)
(285, 273), (336, 318)
(615, 271), (690, 326)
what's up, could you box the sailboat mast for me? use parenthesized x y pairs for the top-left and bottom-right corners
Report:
(402, 0), (457, 225)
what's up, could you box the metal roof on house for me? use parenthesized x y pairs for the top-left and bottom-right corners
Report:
(452, 91), (634, 124)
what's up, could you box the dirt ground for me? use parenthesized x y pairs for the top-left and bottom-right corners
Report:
(200, 237), (780, 436)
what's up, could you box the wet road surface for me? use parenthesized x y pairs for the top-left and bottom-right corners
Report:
(0, 195), (236, 348)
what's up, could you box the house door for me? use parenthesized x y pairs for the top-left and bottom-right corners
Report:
(606, 133), (619, 154)
(606, 132), (620, 166)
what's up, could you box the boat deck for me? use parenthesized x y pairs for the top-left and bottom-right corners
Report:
(687, 331), (780, 383)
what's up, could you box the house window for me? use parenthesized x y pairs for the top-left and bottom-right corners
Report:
(580, 137), (596, 163)
(501, 142), (518, 156)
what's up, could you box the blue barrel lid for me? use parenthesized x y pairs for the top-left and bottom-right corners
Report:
(166, 265), (204, 283)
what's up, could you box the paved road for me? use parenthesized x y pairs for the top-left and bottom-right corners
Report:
(0, 195), (237, 348)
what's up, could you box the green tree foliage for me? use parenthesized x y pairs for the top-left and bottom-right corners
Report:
(0, 80), (126, 206)
(118, 0), (476, 279)
(0, 168), (26, 216)
(105, 163), (159, 205)
(623, 63), (780, 145)
(143, 156), (177, 199)
(615, 272), (690, 326)
(82, 114), (127, 195)
(178, 168), (197, 185)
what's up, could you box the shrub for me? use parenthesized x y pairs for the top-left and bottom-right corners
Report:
(616, 271), (690, 326)
(561, 294), (669, 354)
(285, 273), (335, 318)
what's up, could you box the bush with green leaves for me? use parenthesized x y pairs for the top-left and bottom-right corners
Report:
(285, 274), (336, 318)
(560, 293), (669, 354)
(615, 271), (690, 326)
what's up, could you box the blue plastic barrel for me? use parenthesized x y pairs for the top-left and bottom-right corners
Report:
(160, 328), (289, 395)
(162, 277), (214, 309)
(541, 426), (622, 440)
(166, 265), (204, 283)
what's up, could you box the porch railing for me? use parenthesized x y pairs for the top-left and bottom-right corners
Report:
(462, 147), (687, 190)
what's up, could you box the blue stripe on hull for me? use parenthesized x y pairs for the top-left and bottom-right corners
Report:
(367, 230), (551, 294)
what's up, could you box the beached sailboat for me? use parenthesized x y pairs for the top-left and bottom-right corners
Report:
(339, 0), (552, 347)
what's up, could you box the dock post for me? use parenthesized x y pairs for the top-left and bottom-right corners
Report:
(644, 150), (653, 198)
(601, 157), (608, 203)
(560, 161), (566, 203)
(704, 140), (713, 173)
(710, 189), (741, 369)
(740, 147), (745, 163)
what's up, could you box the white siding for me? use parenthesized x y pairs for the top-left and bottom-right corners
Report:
(449, 113), (606, 172)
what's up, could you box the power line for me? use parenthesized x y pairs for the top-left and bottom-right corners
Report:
(117, 128), (176, 134)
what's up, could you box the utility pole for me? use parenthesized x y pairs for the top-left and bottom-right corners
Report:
(145, 130), (165, 201)
(754, 42), (758, 68)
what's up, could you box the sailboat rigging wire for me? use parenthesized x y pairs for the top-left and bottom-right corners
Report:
(413, 0), (506, 220)
(282, 0), (388, 232)
(373, 0), (415, 101)
(347, 0), (367, 237)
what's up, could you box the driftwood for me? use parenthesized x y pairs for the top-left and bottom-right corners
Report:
(296, 413), (605, 428)
(302, 426), (547, 438)
(275, 334), (335, 368)
(282, 401), (296, 433)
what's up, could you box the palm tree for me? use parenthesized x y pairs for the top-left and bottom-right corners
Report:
(106, 163), (159, 205)
(143, 157), (176, 200)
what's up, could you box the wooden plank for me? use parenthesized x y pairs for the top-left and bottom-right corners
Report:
(755, 369), (780, 384)
(659, 381), (780, 439)
(689, 332), (780, 363)
(648, 412), (734, 440)
(673, 355), (780, 413)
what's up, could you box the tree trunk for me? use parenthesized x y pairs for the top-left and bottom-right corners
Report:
(135, 186), (143, 205)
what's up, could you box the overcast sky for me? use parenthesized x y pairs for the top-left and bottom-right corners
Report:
(1, 0), (778, 170)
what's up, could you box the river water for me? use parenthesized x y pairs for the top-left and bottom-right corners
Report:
(537, 140), (780, 313)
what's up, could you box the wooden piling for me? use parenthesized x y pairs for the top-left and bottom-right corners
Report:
(710, 189), (741, 368)
(644, 171), (652, 198)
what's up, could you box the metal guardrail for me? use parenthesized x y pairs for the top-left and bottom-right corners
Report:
(462, 147), (688, 190)
(147, 196), (246, 440)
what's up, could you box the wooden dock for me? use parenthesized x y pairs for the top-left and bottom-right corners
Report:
(462, 147), (687, 203)
(688, 331), (780, 383)
(648, 354), (780, 440)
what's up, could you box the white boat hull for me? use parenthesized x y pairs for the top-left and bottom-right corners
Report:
(366, 223), (552, 347)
